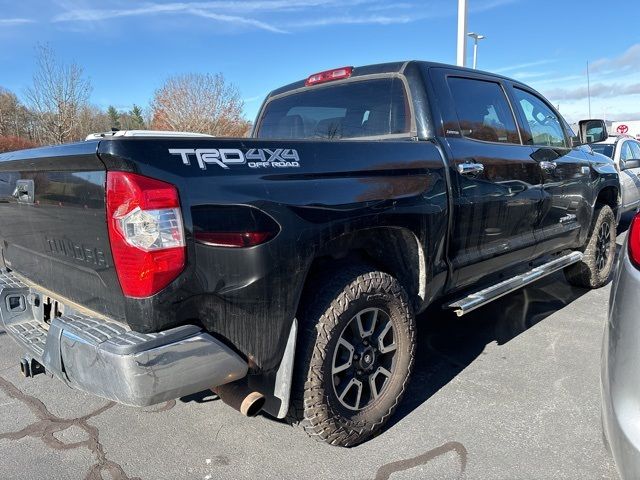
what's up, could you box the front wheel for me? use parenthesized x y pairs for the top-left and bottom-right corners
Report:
(564, 205), (616, 288)
(288, 266), (416, 447)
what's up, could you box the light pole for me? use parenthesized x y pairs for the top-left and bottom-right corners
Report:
(586, 61), (592, 118)
(467, 32), (485, 69)
(457, 0), (467, 66)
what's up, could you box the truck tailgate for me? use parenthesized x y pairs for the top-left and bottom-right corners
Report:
(0, 142), (124, 321)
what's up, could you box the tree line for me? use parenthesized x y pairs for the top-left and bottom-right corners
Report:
(0, 45), (252, 153)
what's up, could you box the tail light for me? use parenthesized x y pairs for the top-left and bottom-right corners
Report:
(106, 172), (186, 297)
(629, 212), (640, 269)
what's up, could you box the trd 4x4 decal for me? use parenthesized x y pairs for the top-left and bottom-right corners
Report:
(169, 148), (300, 170)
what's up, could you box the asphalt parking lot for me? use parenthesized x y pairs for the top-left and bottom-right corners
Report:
(0, 223), (631, 480)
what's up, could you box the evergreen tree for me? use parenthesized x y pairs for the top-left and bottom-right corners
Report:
(129, 104), (145, 129)
(107, 105), (121, 130)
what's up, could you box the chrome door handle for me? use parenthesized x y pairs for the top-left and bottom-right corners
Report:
(540, 161), (557, 171)
(457, 162), (485, 175)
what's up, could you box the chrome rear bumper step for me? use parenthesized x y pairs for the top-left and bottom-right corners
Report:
(447, 251), (583, 317)
(0, 269), (248, 406)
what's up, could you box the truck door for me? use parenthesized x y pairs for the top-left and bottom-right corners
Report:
(429, 69), (543, 289)
(508, 86), (592, 254)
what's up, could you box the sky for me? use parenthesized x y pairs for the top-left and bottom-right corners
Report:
(1, 0), (639, 124)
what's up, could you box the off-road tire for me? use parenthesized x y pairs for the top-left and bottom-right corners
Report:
(287, 265), (416, 447)
(564, 205), (616, 288)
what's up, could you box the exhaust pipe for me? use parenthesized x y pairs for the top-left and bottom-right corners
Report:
(212, 382), (265, 417)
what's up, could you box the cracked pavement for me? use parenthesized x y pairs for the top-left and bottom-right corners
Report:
(0, 226), (629, 479)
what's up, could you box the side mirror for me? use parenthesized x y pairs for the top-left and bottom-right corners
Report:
(578, 119), (608, 144)
(621, 159), (640, 170)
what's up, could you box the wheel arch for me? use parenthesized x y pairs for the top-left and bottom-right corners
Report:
(595, 184), (621, 218)
(299, 226), (427, 315)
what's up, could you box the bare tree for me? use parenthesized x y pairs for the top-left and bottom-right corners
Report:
(72, 105), (111, 139)
(0, 87), (33, 139)
(25, 45), (91, 144)
(150, 73), (250, 137)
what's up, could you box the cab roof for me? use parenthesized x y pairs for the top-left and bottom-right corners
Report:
(266, 60), (525, 99)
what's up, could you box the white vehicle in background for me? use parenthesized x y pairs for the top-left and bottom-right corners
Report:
(611, 121), (640, 140)
(591, 135), (640, 213)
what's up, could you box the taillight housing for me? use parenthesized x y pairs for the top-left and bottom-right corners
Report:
(629, 212), (640, 269)
(106, 172), (186, 298)
(305, 66), (353, 86)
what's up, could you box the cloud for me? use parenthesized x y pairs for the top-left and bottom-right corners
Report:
(177, 8), (288, 33)
(600, 111), (640, 122)
(52, 2), (291, 33)
(51, 0), (517, 33)
(51, 0), (360, 21)
(0, 18), (34, 26)
(543, 82), (640, 101)
(493, 59), (555, 74)
(366, 2), (413, 10)
(506, 71), (549, 81)
(529, 74), (584, 86)
(590, 43), (640, 73)
(469, 0), (519, 12)
(293, 14), (414, 27)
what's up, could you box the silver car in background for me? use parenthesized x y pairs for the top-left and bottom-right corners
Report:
(603, 211), (640, 478)
(592, 135), (640, 214)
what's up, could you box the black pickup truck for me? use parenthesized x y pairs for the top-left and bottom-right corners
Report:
(0, 61), (620, 446)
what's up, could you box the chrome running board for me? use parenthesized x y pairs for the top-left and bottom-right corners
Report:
(447, 251), (583, 317)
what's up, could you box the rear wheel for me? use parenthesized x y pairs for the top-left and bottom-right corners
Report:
(564, 205), (616, 288)
(288, 265), (415, 447)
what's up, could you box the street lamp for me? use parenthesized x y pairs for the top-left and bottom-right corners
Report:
(467, 32), (485, 69)
(457, 0), (468, 67)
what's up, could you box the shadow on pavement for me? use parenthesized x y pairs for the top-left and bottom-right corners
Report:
(177, 267), (598, 431)
(388, 211), (631, 429)
(387, 270), (590, 429)
(180, 390), (218, 404)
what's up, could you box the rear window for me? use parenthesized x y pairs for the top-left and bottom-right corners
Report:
(591, 144), (614, 158)
(256, 78), (411, 140)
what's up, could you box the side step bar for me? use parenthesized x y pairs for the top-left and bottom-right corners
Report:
(446, 251), (583, 317)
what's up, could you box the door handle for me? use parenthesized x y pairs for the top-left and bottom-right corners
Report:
(539, 161), (557, 172)
(457, 162), (485, 176)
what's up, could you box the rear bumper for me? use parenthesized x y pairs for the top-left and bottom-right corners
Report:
(0, 270), (248, 406)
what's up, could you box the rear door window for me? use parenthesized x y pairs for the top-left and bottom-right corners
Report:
(446, 77), (520, 144)
(621, 141), (634, 161)
(256, 78), (410, 139)
(512, 88), (567, 148)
